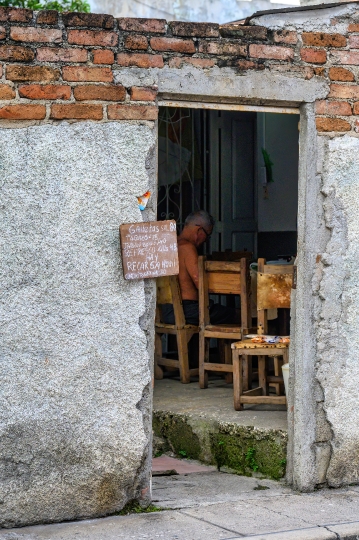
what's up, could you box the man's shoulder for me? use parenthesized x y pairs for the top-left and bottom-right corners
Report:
(178, 238), (197, 253)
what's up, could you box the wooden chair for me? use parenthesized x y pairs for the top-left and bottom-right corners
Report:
(155, 275), (199, 384)
(198, 257), (251, 389)
(211, 250), (253, 262)
(231, 258), (293, 410)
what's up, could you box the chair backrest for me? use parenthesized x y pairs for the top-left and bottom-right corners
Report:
(211, 250), (253, 262)
(198, 256), (251, 330)
(256, 258), (294, 334)
(156, 275), (186, 328)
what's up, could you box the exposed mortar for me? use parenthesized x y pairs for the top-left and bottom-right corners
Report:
(153, 410), (287, 480)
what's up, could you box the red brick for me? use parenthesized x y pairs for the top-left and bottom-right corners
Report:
(199, 41), (246, 56)
(0, 66), (3, 78)
(349, 35), (359, 49)
(355, 118), (359, 133)
(6, 65), (60, 82)
(270, 64), (313, 79)
(74, 84), (126, 101)
(0, 104), (46, 120)
(117, 17), (166, 34)
(93, 49), (114, 64)
(130, 86), (157, 101)
(37, 47), (87, 62)
(249, 44), (293, 60)
(150, 37), (195, 54)
(348, 23), (359, 32)
(220, 24), (266, 40)
(302, 32), (346, 48)
(315, 100), (352, 116)
(238, 59), (264, 70)
(316, 117), (351, 132)
(10, 27), (62, 43)
(0, 84), (15, 99)
(329, 84), (359, 99)
(125, 35), (148, 50)
(300, 48), (326, 64)
(168, 56), (215, 68)
(19, 84), (71, 100)
(170, 21), (219, 37)
(36, 10), (58, 25)
(329, 67), (354, 81)
(330, 50), (359, 65)
(62, 66), (113, 82)
(0, 45), (34, 62)
(62, 12), (114, 29)
(67, 29), (118, 47)
(353, 102), (359, 114)
(116, 52), (164, 68)
(51, 104), (103, 120)
(0, 7), (32, 22)
(108, 104), (158, 120)
(273, 30), (297, 44)
(0, 26), (5, 40)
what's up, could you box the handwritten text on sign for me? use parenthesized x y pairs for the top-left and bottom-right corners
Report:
(120, 220), (179, 280)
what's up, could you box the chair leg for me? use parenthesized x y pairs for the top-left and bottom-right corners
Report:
(199, 332), (209, 389)
(154, 333), (164, 380)
(242, 355), (251, 392)
(258, 355), (267, 395)
(177, 330), (191, 384)
(233, 351), (243, 411)
(273, 356), (281, 395)
(224, 341), (233, 384)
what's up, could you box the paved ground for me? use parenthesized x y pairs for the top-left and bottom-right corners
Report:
(2, 458), (359, 540)
(154, 378), (287, 431)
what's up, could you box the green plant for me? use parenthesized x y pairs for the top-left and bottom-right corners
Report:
(117, 501), (162, 516)
(280, 458), (287, 467)
(178, 450), (187, 457)
(245, 447), (259, 472)
(261, 148), (274, 183)
(0, 0), (90, 12)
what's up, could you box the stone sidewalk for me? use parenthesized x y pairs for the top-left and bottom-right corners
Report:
(1, 458), (359, 540)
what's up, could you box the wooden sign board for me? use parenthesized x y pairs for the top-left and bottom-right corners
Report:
(120, 220), (179, 280)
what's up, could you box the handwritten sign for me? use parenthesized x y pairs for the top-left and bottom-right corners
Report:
(120, 220), (179, 280)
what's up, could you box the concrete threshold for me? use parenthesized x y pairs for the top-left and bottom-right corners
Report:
(153, 378), (288, 479)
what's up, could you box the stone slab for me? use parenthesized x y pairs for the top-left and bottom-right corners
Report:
(182, 500), (312, 536)
(152, 471), (291, 508)
(253, 491), (359, 526)
(0, 511), (232, 540)
(239, 528), (337, 540)
(152, 456), (216, 475)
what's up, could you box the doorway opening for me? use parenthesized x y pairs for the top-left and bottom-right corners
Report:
(154, 105), (299, 472)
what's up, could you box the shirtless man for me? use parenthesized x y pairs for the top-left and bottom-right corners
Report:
(161, 210), (236, 326)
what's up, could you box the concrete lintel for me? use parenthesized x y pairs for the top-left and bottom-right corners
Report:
(114, 66), (329, 105)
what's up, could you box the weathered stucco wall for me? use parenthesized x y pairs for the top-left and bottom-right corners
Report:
(1, 1), (359, 526)
(317, 135), (359, 486)
(0, 121), (157, 527)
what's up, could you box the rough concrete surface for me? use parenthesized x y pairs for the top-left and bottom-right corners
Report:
(0, 121), (157, 527)
(317, 135), (359, 487)
(2, 468), (359, 539)
(113, 66), (329, 106)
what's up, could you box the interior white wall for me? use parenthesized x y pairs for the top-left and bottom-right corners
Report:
(257, 113), (300, 233)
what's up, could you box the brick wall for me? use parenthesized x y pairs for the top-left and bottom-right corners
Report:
(0, 7), (357, 131)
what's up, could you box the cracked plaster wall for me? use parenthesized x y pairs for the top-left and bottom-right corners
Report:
(315, 135), (359, 487)
(0, 120), (157, 527)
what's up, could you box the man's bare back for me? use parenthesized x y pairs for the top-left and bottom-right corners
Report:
(178, 237), (199, 301)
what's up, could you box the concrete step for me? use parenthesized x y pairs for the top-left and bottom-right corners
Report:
(153, 378), (288, 479)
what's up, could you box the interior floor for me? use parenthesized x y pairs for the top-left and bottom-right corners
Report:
(154, 378), (287, 430)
